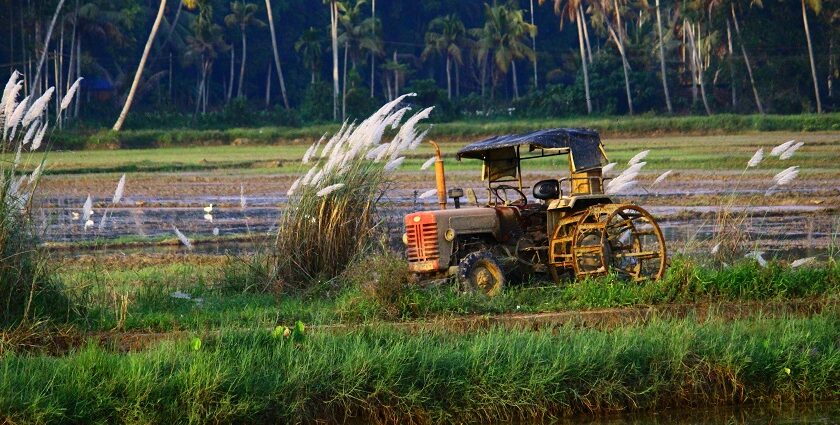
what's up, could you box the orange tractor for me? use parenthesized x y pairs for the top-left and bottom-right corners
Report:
(403, 128), (667, 295)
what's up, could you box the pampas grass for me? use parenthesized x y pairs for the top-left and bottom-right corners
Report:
(269, 94), (432, 289)
(628, 150), (649, 165)
(747, 148), (763, 167)
(172, 225), (193, 249)
(773, 166), (799, 186)
(420, 156), (436, 171)
(651, 170), (672, 187)
(601, 162), (617, 175)
(790, 257), (816, 268)
(779, 142), (804, 160)
(60, 78), (83, 111)
(22, 87), (54, 128)
(770, 140), (795, 156)
(418, 189), (438, 199)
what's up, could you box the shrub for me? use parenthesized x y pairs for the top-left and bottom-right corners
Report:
(270, 94), (433, 291)
(342, 251), (412, 319)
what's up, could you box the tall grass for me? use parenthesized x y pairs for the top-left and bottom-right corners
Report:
(1, 312), (837, 423)
(269, 95), (432, 289)
(0, 72), (71, 325)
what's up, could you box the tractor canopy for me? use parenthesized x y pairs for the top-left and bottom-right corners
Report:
(456, 128), (608, 173)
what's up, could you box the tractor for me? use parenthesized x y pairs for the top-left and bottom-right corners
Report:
(403, 128), (667, 295)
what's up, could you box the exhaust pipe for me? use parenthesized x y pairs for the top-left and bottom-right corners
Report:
(428, 140), (447, 210)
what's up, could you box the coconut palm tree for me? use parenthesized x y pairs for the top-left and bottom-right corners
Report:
(185, 1), (228, 115)
(296, 27), (325, 84)
(540, 0), (592, 114)
(421, 14), (468, 100)
(729, 2), (764, 114)
(654, 0), (673, 113)
(113, 0), (197, 131)
(264, 0), (289, 109)
(225, 2), (265, 99)
(590, 0), (635, 115)
(327, 0), (341, 120)
(474, 2), (536, 100)
(337, 0), (382, 120)
(801, 0), (822, 112)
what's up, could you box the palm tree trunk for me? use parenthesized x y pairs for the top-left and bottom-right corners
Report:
(579, 4), (593, 64)
(342, 41), (348, 121)
(802, 0), (822, 113)
(265, 0), (290, 110)
(227, 43), (235, 102)
(162, 0), (183, 50)
(607, 24), (633, 115)
(370, 0), (376, 98)
(655, 0), (672, 113)
(113, 0), (163, 132)
(730, 5), (763, 114)
(687, 22), (711, 115)
(446, 56), (452, 100)
(455, 63), (460, 98)
(32, 0), (65, 98)
(576, 16), (592, 114)
(74, 38), (80, 118)
(530, 0), (538, 88)
(330, 0), (340, 120)
(511, 60), (519, 99)
(726, 17), (737, 109)
(393, 51), (399, 97)
(237, 29), (247, 98)
(265, 62), (271, 107)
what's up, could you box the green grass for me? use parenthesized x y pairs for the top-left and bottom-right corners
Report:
(52, 113), (840, 151)
(57, 257), (840, 332)
(2, 311), (838, 423)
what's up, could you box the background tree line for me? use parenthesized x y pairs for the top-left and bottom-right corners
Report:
(2, 0), (840, 130)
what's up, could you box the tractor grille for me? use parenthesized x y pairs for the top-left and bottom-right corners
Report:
(406, 222), (439, 262)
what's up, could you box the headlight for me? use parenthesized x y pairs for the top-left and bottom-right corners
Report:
(402, 233), (409, 245)
(445, 228), (456, 241)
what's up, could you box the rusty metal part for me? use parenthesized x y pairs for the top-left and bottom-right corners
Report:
(428, 140), (447, 210)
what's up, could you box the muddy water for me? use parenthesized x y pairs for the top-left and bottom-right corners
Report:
(549, 401), (840, 424)
(39, 188), (839, 260)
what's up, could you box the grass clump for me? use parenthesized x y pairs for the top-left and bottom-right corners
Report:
(270, 95), (432, 290)
(1, 312), (838, 423)
(0, 72), (71, 325)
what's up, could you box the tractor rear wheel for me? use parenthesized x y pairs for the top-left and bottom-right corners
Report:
(458, 251), (505, 297)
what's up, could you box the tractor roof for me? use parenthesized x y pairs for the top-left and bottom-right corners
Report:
(456, 128), (608, 172)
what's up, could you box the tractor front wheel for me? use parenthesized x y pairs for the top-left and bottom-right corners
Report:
(458, 251), (505, 297)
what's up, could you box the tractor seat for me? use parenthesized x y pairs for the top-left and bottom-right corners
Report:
(533, 179), (560, 200)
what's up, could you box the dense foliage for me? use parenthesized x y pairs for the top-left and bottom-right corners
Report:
(3, 0), (840, 130)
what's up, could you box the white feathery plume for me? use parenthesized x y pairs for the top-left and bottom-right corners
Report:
(770, 140), (795, 156)
(320, 120), (350, 159)
(790, 257), (815, 268)
(408, 125), (433, 151)
(28, 161), (44, 184)
(13, 141), (22, 168)
(309, 169), (325, 186)
(628, 150), (650, 166)
(747, 148), (764, 168)
(745, 251), (768, 267)
(365, 144), (389, 160)
(1, 71), (20, 117)
(302, 134), (325, 164)
(651, 170), (672, 187)
(83, 195), (93, 221)
(21, 120), (39, 146)
(605, 179), (637, 195)
(606, 162), (646, 191)
(778, 142), (804, 160)
(420, 156), (436, 171)
(418, 189), (438, 199)
(172, 225), (193, 249)
(31, 121), (48, 151)
(22, 87), (54, 127)
(601, 162), (617, 175)
(300, 166), (319, 186)
(316, 183), (345, 197)
(240, 184), (246, 209)
(286, 177), (302, 196)
(112, 174), (126, 204)
(3, 81), (23, 129)
(384, 156), (405, 172)
(6, 95), (29, 139)
(61, 78), (83, 111)
(773, 166), (799, 186)
(711, 242), (721, 255)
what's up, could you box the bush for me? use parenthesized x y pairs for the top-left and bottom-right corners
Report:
(342, 251), (412, 319)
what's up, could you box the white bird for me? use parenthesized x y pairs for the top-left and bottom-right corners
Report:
(204, 204), (213, 213)
(204, 213), (213, 222)
(71, 212), (80, 220)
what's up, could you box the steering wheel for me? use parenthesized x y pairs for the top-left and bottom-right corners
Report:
(492, 184), (528, 206)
